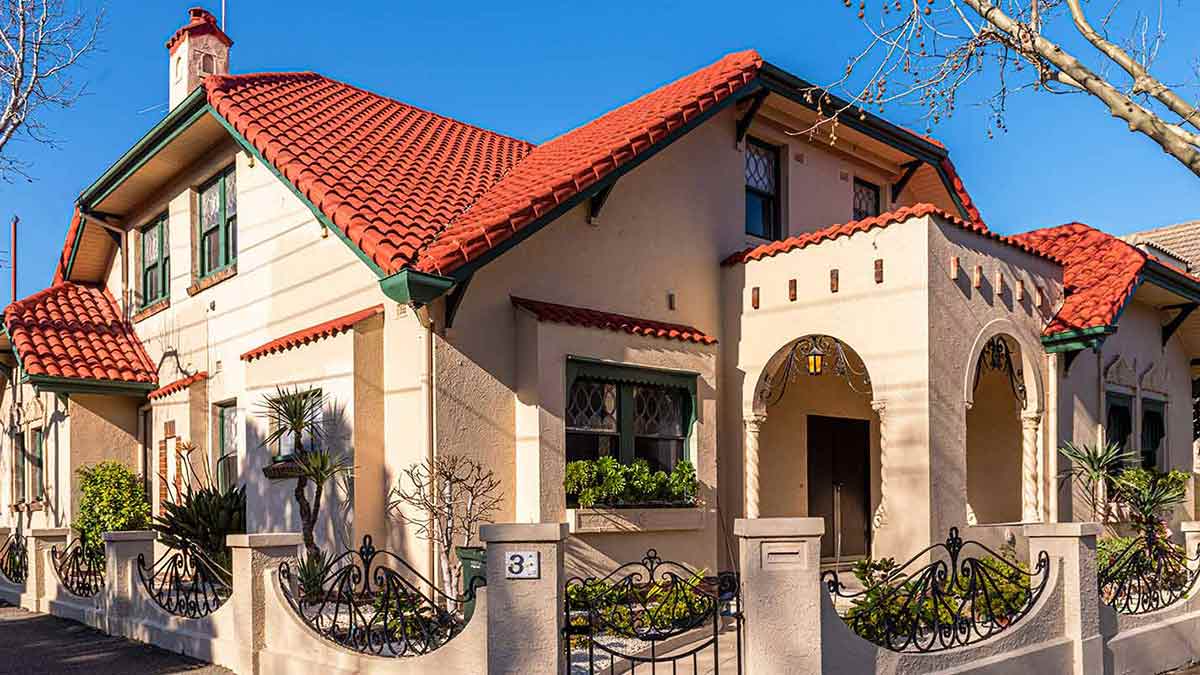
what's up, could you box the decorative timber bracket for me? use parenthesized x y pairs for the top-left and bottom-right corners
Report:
(891, 160), (922, 202)
(587, 182), (616, 226)
(1161, 302), (1198, 346)
(735, 89), (769, 148)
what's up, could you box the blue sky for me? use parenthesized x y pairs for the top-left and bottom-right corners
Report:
(3, 0), (1198, 297)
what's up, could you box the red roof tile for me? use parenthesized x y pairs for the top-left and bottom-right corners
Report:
(1010, 223), (1147, 336)
(206, 72), (534, 275)
(148, 371), (209, 400)
(4, 282), (157, 384)
(241, 305), (384, 362)
(722, 203), (1054, 266)
(512, 296), (717, 345)
(166, 7), (232, 54)
(418, 50), (764, 276)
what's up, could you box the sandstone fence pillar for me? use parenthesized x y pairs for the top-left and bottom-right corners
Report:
(1182, 521), (1200, 569)
(102, 530), (156, 637)
(480, 522), (567, 675)
(227, 533), (303, 675)
(28, 527), (69, 611)
(1025, 522), (1102, 675)
(735, 517), (824, 674)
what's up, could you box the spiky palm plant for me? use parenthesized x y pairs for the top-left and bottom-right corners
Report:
(258, 386), (348, 557)
(1058, 440), (1137, 524)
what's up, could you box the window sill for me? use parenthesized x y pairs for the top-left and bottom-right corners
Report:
(8, 501), (43, 513)
(132, 298), (170, 323)
(566, 506), (703, 535)
(187, 264), (237, 297)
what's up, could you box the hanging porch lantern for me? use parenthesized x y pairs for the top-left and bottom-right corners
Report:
(806, 341), (825, 376)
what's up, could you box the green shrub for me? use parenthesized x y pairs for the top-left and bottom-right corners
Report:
(152, 483), (246, 571)
(72, 461), (150, 555)
(295, 549), (330, 600)
(566, 569), (712, 645)
(564, 458), (698, 508)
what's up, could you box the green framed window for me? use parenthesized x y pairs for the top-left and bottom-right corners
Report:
(31, 428), (44, 501)
(1141, 398), (1166, 469)
(1105, 391), (1134, 454)
(564, 358), (696, 473)
(12, 433), (25, 502)
(745, 137), (781, 240)
(199, 165), (237, 277)
(141, 213), (170, 306)
(216, 402), (238, 492)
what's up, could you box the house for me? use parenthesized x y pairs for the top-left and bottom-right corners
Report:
(2, 8), (1198, 576)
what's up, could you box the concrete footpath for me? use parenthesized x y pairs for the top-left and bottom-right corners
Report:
(0, 602), (230, 674)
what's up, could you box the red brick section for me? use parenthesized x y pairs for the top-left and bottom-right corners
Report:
(418, 50), (764, 276)
(4, 282), (157, 384)
(722, 203), (1055, 266)
(511, 296), (717, 345)
(148, 371), (209, 401)
(1011, 223), (1148, 335)
(205, 72), (534, 275)
(166, 7), (232, 54)
(241, 305), (384, 362)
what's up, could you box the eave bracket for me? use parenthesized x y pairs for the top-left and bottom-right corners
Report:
(735, 90), (769, 147)
(1162, 302), (1198, 346)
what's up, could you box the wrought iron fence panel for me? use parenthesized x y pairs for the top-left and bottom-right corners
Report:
(277, 534), (477, 658)
(50, 537), (105, 598)
(137, 543), (232, 618)
(1099, 534), (1200, 614)
(822, 527), (1050, 653)
(0, 531), (28, 585)
(563, 548), (743, 674)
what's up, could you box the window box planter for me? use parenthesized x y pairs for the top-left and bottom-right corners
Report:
(566, 506), (704, 535)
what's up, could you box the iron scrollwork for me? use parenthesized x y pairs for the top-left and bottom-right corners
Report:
(0, 531), (28, 584)
(974, 335), (1027, 407)
(1099, 533), (1200, 615)
(563, 548), (743, 672)
(277, 534), (477, 657)
(822, 528), (1050, 653)
(50, 538), (105, 598)
(136, 544), (232, 618)
(758, 334), (871, 407)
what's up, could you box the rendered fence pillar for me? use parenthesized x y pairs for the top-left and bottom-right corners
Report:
(1025, 522), (1102, 675)
(480, 522), (567, 675)
(735, 517), (824, 675)
(102, 530), (156, 637)
(227, 533), (303, 675)
(1182, 521), (1200, 569)
(28, 527), (69, 612)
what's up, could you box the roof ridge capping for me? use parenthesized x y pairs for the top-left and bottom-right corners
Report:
(511, 296), (717, 345)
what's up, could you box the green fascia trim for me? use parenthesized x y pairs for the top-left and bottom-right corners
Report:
(931, 161), (973, 224)
(379, 269), (456, 306)
(1041, 325), (1114, 352)
(78, 88), (210, 210)
(208, 107), (390, 279)
(2, 323), (24, 374)
(25, 374), (155, 397)
(1143, 260), (1200, 303)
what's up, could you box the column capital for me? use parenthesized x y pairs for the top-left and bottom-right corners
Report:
(1021, 409), (1043, 427)
(743, 413), (768, 431)
(870, 398), (886, 415)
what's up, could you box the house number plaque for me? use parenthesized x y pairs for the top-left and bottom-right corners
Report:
(505, 551), (540, 579)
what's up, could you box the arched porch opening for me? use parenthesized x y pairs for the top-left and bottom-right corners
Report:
(965, 334), (1032, 525)
(750, 335), (879, 563)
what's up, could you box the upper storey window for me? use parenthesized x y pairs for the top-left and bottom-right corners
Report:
(199, 165), (237, 277)
(141, 213), (169, 306)
(853, 178), (881, 221)
(745, 138), (781, 240)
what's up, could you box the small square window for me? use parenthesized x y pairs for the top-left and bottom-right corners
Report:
(853, 178), (881, 221)
(745, 138), (781, 240)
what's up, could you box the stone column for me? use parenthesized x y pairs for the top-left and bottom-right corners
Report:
(734, 517), (824, 674)
(744, 414), (767, 519)
(28, 528), (69, 612)
(1025, 522), (1102, 675)
(1182, 521), (1200, 570)
(1022, 410), (1043, 523)
(870, 399), (888, 530)
(102, 530), (156, 638)
(480, 523), (567, 675)
(227, 533), (302, 675)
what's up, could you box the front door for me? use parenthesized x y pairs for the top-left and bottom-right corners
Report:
(807, 415), (870, 560)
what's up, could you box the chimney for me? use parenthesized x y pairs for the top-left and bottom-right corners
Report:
(166, 7), (232, 110)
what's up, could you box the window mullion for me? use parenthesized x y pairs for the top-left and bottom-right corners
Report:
(618, 384), (635, 464)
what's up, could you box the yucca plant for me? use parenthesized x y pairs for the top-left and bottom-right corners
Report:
(1058, 440), (1137, 523)
(258, 386), (351, 557)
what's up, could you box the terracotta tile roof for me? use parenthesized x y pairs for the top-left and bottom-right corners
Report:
(148, 371), (209, 400)
(511, 296), (717, 345)
(722, 203), (1054, 266)
(166, 7), (232, 54)
(241, 305), (384, 361)
(939, 158), (984, 227)
(4, 282), (157, 384)
(206, 72), (534, 275)
(1010, 223), (1147, 335)
(52, 209), (83, 286)
(416, 50), (764, 275)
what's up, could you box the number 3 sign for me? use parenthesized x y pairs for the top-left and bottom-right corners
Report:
(505, 551), (540, 579)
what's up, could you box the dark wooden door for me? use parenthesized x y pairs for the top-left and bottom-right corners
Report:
(807, 415), (871, 559)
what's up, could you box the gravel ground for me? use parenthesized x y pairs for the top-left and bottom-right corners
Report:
(0, 602), (231, 675)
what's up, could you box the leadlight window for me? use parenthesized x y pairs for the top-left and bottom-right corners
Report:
(1141, 399), (1166, 469)
(853, 178), (881, 221)
(1106, 392), (1133, 455)
(31, 428), (44, 501)
(12, 433), (25, 502)
(745, 138), (781, 240)
(199, 165), (237, 277)
(564, 359), (695, 473)
(141, 213), (169, 306)
(216, 403), (238, 492)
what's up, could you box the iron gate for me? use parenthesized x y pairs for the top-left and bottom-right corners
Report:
(563, 549), (742, 674)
